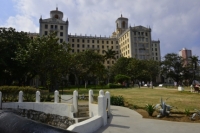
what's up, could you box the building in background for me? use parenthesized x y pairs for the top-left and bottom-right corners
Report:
(179, 48), (192, 66)
(31, 8), (161, 68)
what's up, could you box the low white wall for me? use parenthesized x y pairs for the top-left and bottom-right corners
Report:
(89, 103), (98, 117)
(2, 102), (74, 118)
(67, 116), (103, 133)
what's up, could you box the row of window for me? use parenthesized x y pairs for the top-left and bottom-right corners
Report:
(133, 31), (148, 36)
(45, 24), (63, 30)
(70, 39), (118, 44)
(152, 52), (158, 56)
(44, 31), (63, 36)
(119, 39), (129, 46)
(152, 43), (157, 47)
(71, 44), (118, 49)
(134, 37), (148, 42)
(120, 45), (129, 52)
(134, 43), (149, 48)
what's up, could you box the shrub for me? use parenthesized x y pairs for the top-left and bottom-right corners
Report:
(114, 74), (130, 84)
(107, 83), (124, 88)
(185, 109), (190, 116)
(0, 86), (36, 102)
(145, 104), (155, 116)
(111, 95), (124, 106)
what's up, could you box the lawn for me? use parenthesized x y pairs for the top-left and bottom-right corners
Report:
(58, 86), (200, 112)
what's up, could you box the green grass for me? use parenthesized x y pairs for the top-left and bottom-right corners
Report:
(43, 86), (200, 112)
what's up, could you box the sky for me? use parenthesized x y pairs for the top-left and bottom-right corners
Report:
(1, 0), (200, 58)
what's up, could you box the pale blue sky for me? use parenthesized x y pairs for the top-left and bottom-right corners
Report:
(1, 0), (200, 58)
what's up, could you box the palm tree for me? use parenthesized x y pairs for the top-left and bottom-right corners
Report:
(189, 56), (200, 83)
(103, 48), (117, 83)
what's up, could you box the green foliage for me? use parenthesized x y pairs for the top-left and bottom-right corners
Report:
(185, 109), (190, 116)
(107, 83), (124, 88)
(114, 74), (130, 83)
(0, 86), (36, 102)
(41, 94), (53, 102)
(145, 104), (155, 116)
(110, 95), (124, 106)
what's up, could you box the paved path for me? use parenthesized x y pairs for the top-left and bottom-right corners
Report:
(96, 106), (200, 133)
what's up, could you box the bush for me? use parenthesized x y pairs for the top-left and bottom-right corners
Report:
(145, 104), (155, 116)
(0, 86), (36, 102)
(114, 74), (130, 84)
(107, 83), (124, 88)
(111, 95), (124, 106)
(185, 109), (190, 116)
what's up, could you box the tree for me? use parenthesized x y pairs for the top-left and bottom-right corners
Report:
(0, 27), (31, 85)
(15, 32), (71, 91)
(70, 50), (105, 89)
(103, 48), (117, 83)
(114, 74), (130, 84)
(161, 53), (185, 85)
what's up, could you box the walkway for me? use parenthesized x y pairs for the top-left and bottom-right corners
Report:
(96, 106), (199, 133)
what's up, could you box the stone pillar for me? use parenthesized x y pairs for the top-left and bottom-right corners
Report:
(89, 90), (93, 117)
(54, 90), (59, 103)
(36, 91), (40, 103)
(18, 91), (23, 103)
(0, 91), (2, 109)
(73, 90), (78, 113)
(89, 90), (93, 104)
(105, 91), (111, 115)
(98, 90), (107, 126)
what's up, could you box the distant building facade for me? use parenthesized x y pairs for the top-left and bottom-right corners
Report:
(179, 48), (192, 66)
(30, 8), (161, 68)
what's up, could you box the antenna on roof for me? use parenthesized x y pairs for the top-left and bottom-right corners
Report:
(56, 4), (58, 10)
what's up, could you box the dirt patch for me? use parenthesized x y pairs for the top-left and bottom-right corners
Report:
(135, 109), (200, 123)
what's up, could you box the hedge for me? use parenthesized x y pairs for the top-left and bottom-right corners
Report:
(0, 86), (36, 102)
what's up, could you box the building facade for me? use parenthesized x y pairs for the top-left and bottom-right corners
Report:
(32, 8), (161, 66)
(179, 47), (192, 66)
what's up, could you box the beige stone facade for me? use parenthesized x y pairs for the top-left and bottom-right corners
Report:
(32, 8), (161, 66)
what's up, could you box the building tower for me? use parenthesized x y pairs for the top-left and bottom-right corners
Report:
(115, 14), (128, 36)
(39, 7), (69, 43)
(179, 48), (192, 65)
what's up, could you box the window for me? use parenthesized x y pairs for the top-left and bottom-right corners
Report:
(156, 53), (157, 56)
(102, 41), (104, 44)
(72, 39), (74, 42)
(107, 41), (109, 44)
(82, 39), (85, 43)
(45, 25), (48, 29)
(87, 45), (90, 48)
(102, 45), (104, 49)
(97, 45), (99, 48)
(134, 32), (136, 35)
(60, 39), (63, 43)
(92, 45), (94, 48)
(111, 46), (113, 49)
(77, 44), (80, 48)
(117, 56), (118, 59)
(60, 26), (63, 30)
(122, 21), (125, 28)
(77, 49), (79, 53)
(97, 40), (99, 43)
(72, 44), (74, 47)
(82, 44), (85, 48)
(116, 46), (118, 49)
(51, 25), (53, 29)
(107, 61), (110, 64)
(55, 25), (57, 29)
(155, 44), (157, 47)
(155, 48), (157, 51)
(146, 38), (148, 42)
(60, 32), (63, 36)
(82, 50), (85, 52)
(112, 61), (114, 64)
(44, 31), (48, 35)
(145, 32), (148, 36)
(72, 49), (74, 53)
(107, 46), (109, 49)
(77, 39), (79, 42)
(87, 40), (90, 43)
(116, 41), (118, 44)
(92, 40), (94, 43)
(111, 41), (113, 44)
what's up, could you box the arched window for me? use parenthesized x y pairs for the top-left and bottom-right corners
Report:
(55, 14), (59, 19)
(122, 21), (125, 28)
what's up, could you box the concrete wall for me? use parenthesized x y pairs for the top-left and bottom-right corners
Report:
(67, 116), (103, 133)
(2, 102), (74, 118)
(89, 103), (98, 117)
